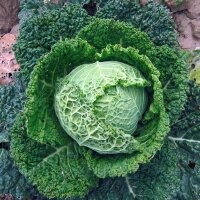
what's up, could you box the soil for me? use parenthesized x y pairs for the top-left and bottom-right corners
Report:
(0, 0), (19, 33)
(172, 0), (200, 50)
(0, 25), (19, 84)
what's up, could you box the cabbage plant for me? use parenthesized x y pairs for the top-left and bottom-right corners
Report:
(9, 19), (179, 198)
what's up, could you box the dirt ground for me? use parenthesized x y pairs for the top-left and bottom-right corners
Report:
(172, 0), (200, 50)
(0, 25), (19, 84)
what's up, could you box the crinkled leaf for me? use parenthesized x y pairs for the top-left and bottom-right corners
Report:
(146, 46), (188, 123)
(96, 0), (178, 47)
(169, 81), (200, 200)
(77, 18), (153, 54)
(84, 141), (180, 200)
(0, 149), (31, 198)
(19, 0), (62, 26)
(10, 114), (98, 199)
(25, 39), (96, 145)
(14, 3), (93, 81)
(0, 73), (27, 143)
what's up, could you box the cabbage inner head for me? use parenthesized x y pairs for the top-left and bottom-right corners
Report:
(54, 61), (149, 154)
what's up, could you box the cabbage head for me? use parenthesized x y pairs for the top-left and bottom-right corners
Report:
(11, 19), (176, 198)
(54, 61), (149, 154)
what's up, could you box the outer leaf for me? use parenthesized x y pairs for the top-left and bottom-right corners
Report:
(25, 38), (96, 144)
(0, 67), (43, 199)
(0, 133), (8, 143)
(84, 141), (180, 200)
(0, 73), (27, 143)
(77, 18), (188, 123)
(169, 81), (200, 200)
(10, 114), (98, 199)
(18, 0), (61, 26)
(77, 18), (153, 54)
(14, 3), (93, 81)
(96, 0), (178, 47)
(146, 46), (188, 123)
(0, 149), (31, 198)
(96, 0), (140, 20)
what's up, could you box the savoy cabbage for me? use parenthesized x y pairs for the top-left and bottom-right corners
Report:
(0, 1), (197, 200)
(10, 17), (185, 198)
